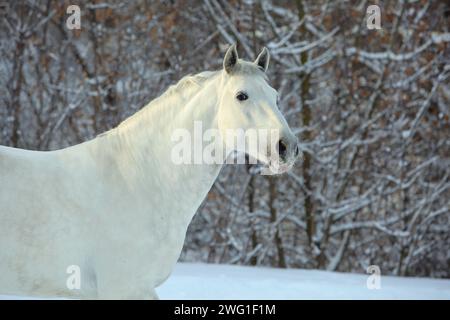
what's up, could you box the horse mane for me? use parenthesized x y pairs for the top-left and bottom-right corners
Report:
(163, 70), (219, 100)
(97, 70), (220, 138)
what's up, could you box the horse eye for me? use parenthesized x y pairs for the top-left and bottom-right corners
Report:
(236, 92), (248, 101)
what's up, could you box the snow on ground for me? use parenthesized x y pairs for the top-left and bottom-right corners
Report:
(1, 262), (449, 299)
(156, 263), (450, 300)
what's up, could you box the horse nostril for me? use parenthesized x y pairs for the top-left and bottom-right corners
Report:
(294, 145), (299, 157)
(277, 139), (288, 159)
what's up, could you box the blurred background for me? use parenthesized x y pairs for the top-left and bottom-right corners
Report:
(0, 0), (449, 279)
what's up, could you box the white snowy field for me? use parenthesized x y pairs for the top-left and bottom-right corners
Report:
(1, 262), (449, 300)
(156, 263), (450, 300)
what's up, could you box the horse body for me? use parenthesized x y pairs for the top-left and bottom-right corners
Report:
(0, 72), (223, 299)
(0, 45), (299, 299)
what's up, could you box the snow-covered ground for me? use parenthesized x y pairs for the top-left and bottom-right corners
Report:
(1, 263), (449, 299)
(157, 263), (450, 300)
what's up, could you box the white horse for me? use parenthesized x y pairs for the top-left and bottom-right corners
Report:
(0, 45), (299, 299)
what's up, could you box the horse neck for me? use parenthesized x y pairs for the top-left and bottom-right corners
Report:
(95, 73), (224, 223)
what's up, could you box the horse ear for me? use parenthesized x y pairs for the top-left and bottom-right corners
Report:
(254, 47), (270, 72)
(223, 44), (238, 74)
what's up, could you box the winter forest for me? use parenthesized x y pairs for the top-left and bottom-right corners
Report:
(1, 0), (449, 280)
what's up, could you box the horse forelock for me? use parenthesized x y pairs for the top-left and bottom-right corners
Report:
(229, 60), (268, 81)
